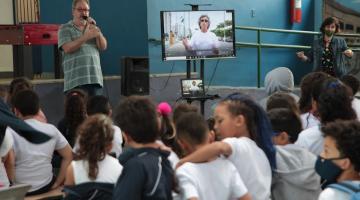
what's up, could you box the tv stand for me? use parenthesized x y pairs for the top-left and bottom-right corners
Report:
(184, 58), (217, 115)
(183, 3), (215, 116)
(180, 94), (220, 115)
(184, 4), (212, 11)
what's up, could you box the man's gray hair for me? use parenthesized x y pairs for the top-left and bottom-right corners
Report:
(72, 0), (89, 8)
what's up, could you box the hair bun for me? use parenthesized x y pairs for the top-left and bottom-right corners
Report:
(157, 102), (172, 116)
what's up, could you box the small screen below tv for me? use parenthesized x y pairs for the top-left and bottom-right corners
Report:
(161, 10), (236, 61)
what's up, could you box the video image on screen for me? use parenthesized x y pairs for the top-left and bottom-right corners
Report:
(161, 10), (236, 61)
(181, 79), (205, 97)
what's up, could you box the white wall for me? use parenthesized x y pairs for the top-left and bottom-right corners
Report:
(0, 0), (14, 72)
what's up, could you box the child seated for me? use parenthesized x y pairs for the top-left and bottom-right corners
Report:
(298, 72), (328, 129)
(317, 120), (360, 199)
(176, 112), (250, 200)
(0, 128), (13, 187)
(296, 78), (356, 155)
(156, 102), (180, 168)
(113, 96), (174, 200)
(172, 103), (199, 158)
(6, 90), (72, 195)
(57, 89), (87, 147)
(267, 108), (321, 200)
(8, 77), (47, 123)
(178, 93), (274, 200)
(65, 114), (123, 185)
(86, 95), (123, 157)
(259, 67), (299, 110)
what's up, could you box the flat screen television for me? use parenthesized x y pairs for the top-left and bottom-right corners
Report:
(160, 10), (236, 61)
(180, 78), (205, 98)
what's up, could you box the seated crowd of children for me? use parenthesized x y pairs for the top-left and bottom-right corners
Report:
(1, 72), (360, 200)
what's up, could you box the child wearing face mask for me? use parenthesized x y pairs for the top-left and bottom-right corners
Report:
(177, 92), (275, 200)
(297, 17), (353, 77)
(316, 120), (360, 200)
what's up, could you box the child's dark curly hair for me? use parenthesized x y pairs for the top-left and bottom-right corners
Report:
(299, 72), (329, 113)
(8, 77), (33, 106)
(65, 90), (87, 141)
(314, 78), (356, 124)
(322, 120), (360, 172)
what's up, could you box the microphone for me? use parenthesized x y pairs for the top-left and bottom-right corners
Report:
(82, 16), (95, 25)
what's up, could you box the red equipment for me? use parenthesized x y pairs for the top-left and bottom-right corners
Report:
(290, 0), (302, 23)
(0, 24), (60, 45)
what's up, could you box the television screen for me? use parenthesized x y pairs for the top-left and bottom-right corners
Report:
(161, 10), (236, 61)
(180, 78), (205, 97)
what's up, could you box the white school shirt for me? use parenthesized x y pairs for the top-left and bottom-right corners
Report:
(155, 140), (179, 169)
(300, 112), (320, 130)
(295, 125), (323, 155)
(7, 118), (68, 192)
(72, 155), (123, 184)
(318, 187), (352, 200)
(352, 98), (360, 120)
(111, 125), (123, 158)
(223, 137), (272, 200)
(74, 125), (123, 158)
(0, 131), (13, 187)
(176, 157), (248, 200)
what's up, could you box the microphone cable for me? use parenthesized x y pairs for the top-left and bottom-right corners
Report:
(150, 61), (176, 92)
(206, 59), (220, 93)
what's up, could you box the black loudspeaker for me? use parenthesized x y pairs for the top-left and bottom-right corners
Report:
(121, 57), (149, 96)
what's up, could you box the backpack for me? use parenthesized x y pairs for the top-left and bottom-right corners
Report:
(328, 181), (360, 200)
(63, 182), (114, 200)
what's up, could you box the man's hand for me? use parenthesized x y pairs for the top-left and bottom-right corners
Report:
(86, 16), (96, 25)
(83, 25), (100, 40)
(296, 51), (308, 62)
(182, 38), (191, 50)
(344, 49), (353, 58)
